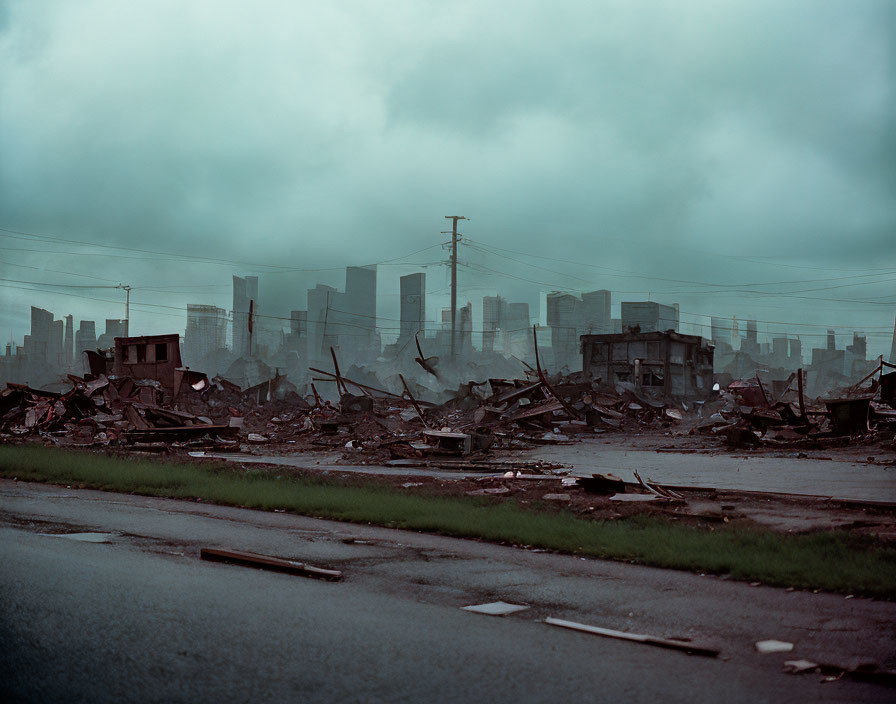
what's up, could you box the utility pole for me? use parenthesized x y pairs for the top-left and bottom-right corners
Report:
(248, 299), (255, 357)
(116, 284), (131, 336)
(443, 215), (467, 361)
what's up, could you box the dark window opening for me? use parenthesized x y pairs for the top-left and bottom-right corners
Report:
(642, 372), (664, 387)
(136, 345), (146, 363)
(155, 343), (168, 362)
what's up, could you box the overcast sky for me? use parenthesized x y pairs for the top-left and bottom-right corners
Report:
(1, 0), (894, 356)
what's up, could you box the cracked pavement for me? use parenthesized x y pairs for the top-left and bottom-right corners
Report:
(1, 479), (894, 703)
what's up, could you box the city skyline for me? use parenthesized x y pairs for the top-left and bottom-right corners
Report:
(2, 232), (894, 361)
(4, 256), (890, 401)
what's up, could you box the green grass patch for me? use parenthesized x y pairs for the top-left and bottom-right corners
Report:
(2, 443), (894, 598)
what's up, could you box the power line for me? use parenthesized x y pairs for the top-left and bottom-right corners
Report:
(465, 238), (896, 293)
(0, 226), (445, 274)
(462, 241), (896, 305)
(0, 258), (120, 284)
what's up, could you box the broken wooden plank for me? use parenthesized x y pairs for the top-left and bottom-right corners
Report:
(123, 425), (240, 442)
(399, 373), (430, 429)
(511, 399), (564, 420)
(309, 367), (407, 401)
(199, 548), (342, 581)
(414, 334), (440, 379)
(632, 470), (667, 498)
(329, 347), (349, 396)
(545, 617), (719, 657)
(490, 381), (544, 407)
(532, 325), (584, 420)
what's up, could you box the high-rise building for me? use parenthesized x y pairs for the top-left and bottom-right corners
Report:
(232, 275), (259, 358)
(581, 290), (611, 334)
(620, 302), (679, 334)
(504, 302), (532, 358)
(547, 292), (581, 368)
(50, 319), (64, 368)
(890, 316), (896, 365)
(458, 302), (473, 358)
(26, 306), (53, 363)
(97, 319), (128, 349)
(344, 266), (377, 354)
(741, 320), (760, 356)
(846, 332), (869, 377)
(307, 284), (338, 364)
(772, 337), (788, 362)
(282, 310), (308, 357)
(290, 310), (308, 337)
(75, 321), (97, 358)
(184, 305), (228, 365)
(482, 295), (507, 353)
(710, 317), (732, 346)
(399, 273), (426, 343)
(63, 315), (74, 367)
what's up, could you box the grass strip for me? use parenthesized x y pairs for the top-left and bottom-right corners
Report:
(2, 443), (894, 598)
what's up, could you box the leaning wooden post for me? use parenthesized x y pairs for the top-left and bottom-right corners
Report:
(398, 374), (429, 429)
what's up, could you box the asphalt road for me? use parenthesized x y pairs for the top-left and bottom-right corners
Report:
(1, 480), (894, 703)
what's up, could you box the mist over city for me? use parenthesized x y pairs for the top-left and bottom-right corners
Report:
(1, 2), (895, 702)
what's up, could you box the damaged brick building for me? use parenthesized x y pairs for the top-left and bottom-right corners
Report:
(112, 334), (183, 392)
(581, 330), (714, 400)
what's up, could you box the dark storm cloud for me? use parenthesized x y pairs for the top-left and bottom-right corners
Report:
(0, 0), (893, 352)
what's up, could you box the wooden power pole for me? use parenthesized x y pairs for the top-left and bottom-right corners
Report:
(443, 215), (467, 360)
(116, 284), (131, 336)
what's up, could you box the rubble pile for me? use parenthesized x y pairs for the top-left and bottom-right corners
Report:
(0, 374), (245, 450)
(3, 358), (893, 459)
(287, 369), (704, 464)
(694, 364), (896, 450)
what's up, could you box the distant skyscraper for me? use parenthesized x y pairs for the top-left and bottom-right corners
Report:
(581, 290), (611, 334)
(290, 310), (308, 337)
(741, 319), (760, 356)
(232, 275), (259, 357)
(76, 320), (97, 358)
(504, 302), (532, 358)
(482, 295), (507, 353)
(458, 302), (473, 358)
(63, 315), (74, 367)
(547, 292), (581, 368)
(710, 317), (731, 345)
(184, 304), (228, 365)
(344, 266), (377, 350)
(399, 273), (426, 343)
(27, 306), (53, 363)
(620, 302), (679, 334)
(307, 284), (338, 363)
(50, 319), (64, 368)
(890, 316), (896, 365)
(789, 338), (802, 365)
(97, 319), (128, 349)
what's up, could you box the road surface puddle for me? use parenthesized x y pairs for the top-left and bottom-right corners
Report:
(44, 532), (114, 543)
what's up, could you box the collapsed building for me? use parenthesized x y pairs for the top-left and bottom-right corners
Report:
(581, 330), (714, 400)
(113, 334), (183, 392)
